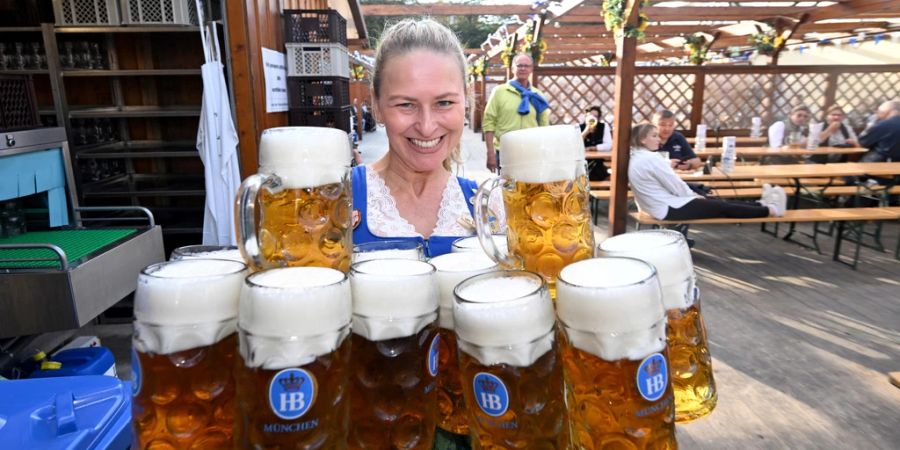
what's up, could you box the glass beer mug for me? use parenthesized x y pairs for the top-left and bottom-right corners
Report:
(474, 125), (594, 297)
(236, 127), (353, 272)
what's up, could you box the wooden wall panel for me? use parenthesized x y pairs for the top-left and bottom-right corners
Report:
(227, 0), (328, 178)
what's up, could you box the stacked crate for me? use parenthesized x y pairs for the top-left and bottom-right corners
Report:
(284, 9), (351, 134)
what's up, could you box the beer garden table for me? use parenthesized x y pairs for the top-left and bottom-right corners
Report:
(585, 147), (867, 161)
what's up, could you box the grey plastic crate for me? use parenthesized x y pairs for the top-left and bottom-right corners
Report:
(53, 0), (120, 26)
(286, 43), (349, 78)
(121, 0), (198, 26)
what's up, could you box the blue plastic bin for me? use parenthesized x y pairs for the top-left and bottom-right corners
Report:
(0, 376), (132, 449)
(29, 347), (117, 378)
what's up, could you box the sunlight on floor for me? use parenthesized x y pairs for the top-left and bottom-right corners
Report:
(761, 275), (838, 289)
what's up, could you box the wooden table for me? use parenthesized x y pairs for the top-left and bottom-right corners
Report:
(688, 136), (767, 146)
(680, 162), (900, 182)
(585, 146), (867, 161)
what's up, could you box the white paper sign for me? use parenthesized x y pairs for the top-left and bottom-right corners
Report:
(695, 124), (707, 151)
(807, 122), (823, 150)
(262, 48), (288, 113)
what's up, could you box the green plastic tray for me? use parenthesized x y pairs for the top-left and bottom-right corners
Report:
(0, 229), (138, 269)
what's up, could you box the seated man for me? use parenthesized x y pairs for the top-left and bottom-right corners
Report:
(858, 100), (900, 163)
(652, 110), (702, 171)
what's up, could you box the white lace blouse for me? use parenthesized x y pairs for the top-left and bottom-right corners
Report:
(365, 167), (474, 238)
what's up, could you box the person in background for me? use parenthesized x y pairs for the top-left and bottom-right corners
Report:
(581, 105), (612, 181)
(810, 104), (858, 163)
(482, 53), (550, 173)
(351, 19), (484, 263)
(581, 105), (612, 152)
(629, 123), (786, 224)
(652, 109), (702, 171)
(765, 104), (812, 164)
(858, 100), (900, 163)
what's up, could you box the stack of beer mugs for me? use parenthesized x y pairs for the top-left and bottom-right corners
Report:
(130, 125), (716, 449)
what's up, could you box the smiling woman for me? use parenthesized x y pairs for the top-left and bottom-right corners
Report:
(351, 19), (492, 260)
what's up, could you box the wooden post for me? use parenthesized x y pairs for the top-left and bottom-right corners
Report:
(608, 0), (642, 237)
(690, 70), (706, 134)
(822, 71), (839, 112)
(531, 13), (547, 88)
(772, 14), (808, 65)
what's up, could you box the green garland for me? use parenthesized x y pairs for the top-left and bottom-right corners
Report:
(684, 34), (709, 65)
(603, 0), (650, 40)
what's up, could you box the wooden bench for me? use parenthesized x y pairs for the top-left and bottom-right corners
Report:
(590, 178), (846, 190)
(590, 185), (900, 201)
(629, 207), (900, 269)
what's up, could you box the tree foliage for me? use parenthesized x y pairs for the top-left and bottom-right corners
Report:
(362, 0), (505, 49)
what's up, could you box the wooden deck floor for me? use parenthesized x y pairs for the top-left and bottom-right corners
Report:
(593, 219), (900, 449)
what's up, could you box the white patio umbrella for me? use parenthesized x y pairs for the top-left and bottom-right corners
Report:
(195, 0), (240, 245)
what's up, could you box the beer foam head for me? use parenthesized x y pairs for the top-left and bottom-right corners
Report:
(500, 125), (585, 183)
(134, 259), (246, 354)
(556, 257), (666, 361)
(350, 259), (438, 341)
(429, 252), (498, 329)
(598, 230), (694, 310)
(238, 267), (351, 369)
(352, 240), (423, 263)
(451, 235), (508, 255)
(258, 127), (351, 188)
(453, 271), (555, 367)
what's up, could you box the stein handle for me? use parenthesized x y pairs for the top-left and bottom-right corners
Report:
(474, 177), (519, 269)
(236, 173), (279, 270)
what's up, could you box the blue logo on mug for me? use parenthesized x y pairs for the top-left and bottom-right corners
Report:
(473, 372), (509, 417)
(636, 353), (668, 402)
(268, 368), (316, 420)
(131, 348), (141, 397)
(428, 335), (440, 377)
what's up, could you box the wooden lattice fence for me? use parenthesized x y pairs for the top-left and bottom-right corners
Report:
(527, 65), (900, 135)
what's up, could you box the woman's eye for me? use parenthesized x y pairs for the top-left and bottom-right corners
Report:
(437, 100), (454, 108)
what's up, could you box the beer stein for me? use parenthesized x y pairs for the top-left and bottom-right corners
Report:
(600, 230), (717, 422)
(474, 125), (594, 297)
(170, 244), (243, 263)
(429, 252), (498, 435)
(349, 259), (440, 449)
(234, 267), (352, 448)
(236, 127), (353, 272)
(556, 257), (677, 448)
(352, 239), (424, 262)
(450, 234), (507, 255)
(453, 270), (570, 448)
(132, 259), (247, 448)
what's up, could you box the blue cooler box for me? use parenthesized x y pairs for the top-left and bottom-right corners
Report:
(0, 376), (131, 449)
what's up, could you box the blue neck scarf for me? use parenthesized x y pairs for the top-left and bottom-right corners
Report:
(509, 80), (549, 117)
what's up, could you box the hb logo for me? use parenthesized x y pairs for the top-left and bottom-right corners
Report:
(131, 348), (141, 397)
(427, 335), (440, 377)
(636, 353), (669, 402)
(269, 368), (316, 420)
(473, 372), (509, 417)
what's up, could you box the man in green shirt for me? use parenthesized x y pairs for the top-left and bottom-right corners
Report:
(482, 53), (551, 172)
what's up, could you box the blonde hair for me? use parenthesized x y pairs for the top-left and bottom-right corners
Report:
(631, 123), (657, 149)
(372, 19), (467, 171)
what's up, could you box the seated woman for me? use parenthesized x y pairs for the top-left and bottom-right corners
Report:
(810, 104), (859, 164)
(351, 19), (482, 258)
(629, 123), (787, 221)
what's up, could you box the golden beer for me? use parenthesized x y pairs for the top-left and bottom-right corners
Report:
(236, 127), (353, 272)
(131, 259), (246, 449)
(667, 300), (717, 422)
(453, 270), (570, 448)
(256, 182), (353, 272)
(474, 125), (594, 297)
(599, 230), (717, 422)
(234, 338), (351, 448)
(436, 329), (467, 434)
(349, 259), (440, 449)
(348, 325), (439, 449)
(557, 257), (677, 449)
(235, 267), (353, 448)
(503, 175), (594, 294)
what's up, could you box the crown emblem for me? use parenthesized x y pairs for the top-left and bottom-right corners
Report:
(645, 358), (663, 377)
(279, 372), (305, 391)
(477, 377), (499, 393)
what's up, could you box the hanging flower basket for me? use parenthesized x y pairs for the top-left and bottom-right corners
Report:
(684, 33), (709, 65)
(749, 31), (784, 56)
(603, 0), (650, 40)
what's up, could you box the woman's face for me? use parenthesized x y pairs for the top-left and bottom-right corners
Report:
(790, 110), (811, 126)
(374, 50), (465, 173)
(826, 110), (844, 124)
(641, 128), (661, 150)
